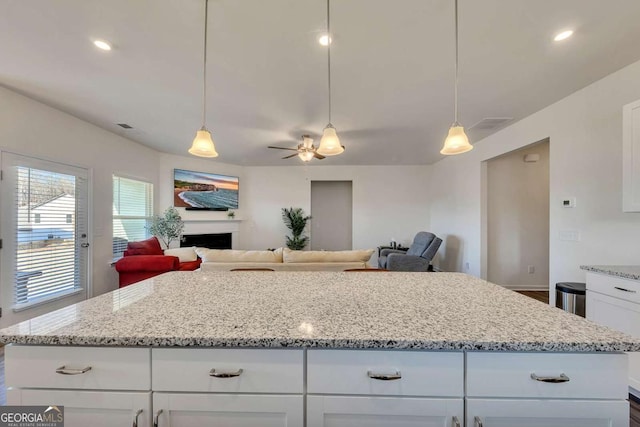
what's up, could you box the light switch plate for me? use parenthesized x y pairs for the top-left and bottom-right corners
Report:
(559, 230), (581, 241)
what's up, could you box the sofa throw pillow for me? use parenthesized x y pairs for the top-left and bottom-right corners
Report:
(164, 247), (198, 263)
(282, 248), (374, 263)
(196, 247), (284, 263)
(124, 236), (163, 256)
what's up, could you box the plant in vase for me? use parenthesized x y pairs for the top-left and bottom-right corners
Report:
(281, 207), (311, 250)
(227, 210), (236, 219)
(147, 206), (184, 248)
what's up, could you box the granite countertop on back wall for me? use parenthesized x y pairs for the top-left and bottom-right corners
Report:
(1, 271), (639, 352)
(581, 265), (640, 281)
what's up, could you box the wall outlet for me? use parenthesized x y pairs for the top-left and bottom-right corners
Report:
(464, 262), (470, 271)
(528, 265), (535, 274)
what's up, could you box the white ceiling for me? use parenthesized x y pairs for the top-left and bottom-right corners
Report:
(2, 0), (640, 166)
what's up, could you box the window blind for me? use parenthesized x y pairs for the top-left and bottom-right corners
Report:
(14, 166), (87, 307)
(112, 176), (153, 257)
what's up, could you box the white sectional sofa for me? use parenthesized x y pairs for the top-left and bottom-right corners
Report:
(196, 247), (375, 272)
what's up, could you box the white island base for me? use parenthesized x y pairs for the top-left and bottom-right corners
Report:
(5, 346), (630, 427)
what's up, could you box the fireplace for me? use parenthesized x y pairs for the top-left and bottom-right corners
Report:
(181, 233), (232, 249)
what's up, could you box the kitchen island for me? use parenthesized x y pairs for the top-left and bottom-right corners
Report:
(1, 271), (639, 427)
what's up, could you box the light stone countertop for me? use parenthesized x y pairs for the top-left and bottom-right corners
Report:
(1, 271), (639, 352)
(581, 265), (640, 281)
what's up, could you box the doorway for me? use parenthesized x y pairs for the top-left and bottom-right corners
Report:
(310, 181), (352, 251)
(484, 139), (550, 291)
(0, 152), (90, 327)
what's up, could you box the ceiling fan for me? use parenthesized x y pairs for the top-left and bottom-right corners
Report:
(268, 135), (326, 162)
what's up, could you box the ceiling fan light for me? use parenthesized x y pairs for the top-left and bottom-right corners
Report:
(317, 124), (344, 156)
(440, 125), (473, 155)
(298, 151), (314, 162)
(188, 128), (219, 157)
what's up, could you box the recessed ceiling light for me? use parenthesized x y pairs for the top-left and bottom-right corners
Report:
(318, 34), (331, 46)
(554, 30), (574, 42)
(93, 39), (112, 51)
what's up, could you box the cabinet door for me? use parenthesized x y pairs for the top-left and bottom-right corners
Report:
(8, 389), (151, 427)
(467, 399), (629, 427)
(152, 393), (303, 427)
(587, 289), (640, 392)
(308, 395), (464, 427)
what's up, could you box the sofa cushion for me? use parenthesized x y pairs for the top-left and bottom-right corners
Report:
(124, 236), (163, 256)
(115, 255), (180, 273)
(177, 259), (202, 271)
(200, 261), (367, 272)
(164, 247), (198, 263)
(196, 247), (283, 263)
(282, 248), (374, 263)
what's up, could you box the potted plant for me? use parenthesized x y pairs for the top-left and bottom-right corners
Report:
(147, 207), (185, 248)
(281, 207), (311, 250)
(227, 210), (236, 219)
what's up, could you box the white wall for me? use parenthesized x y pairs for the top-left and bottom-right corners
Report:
(241, 165), (432, 261)
(429, 58), (640, 304)
(487, 141), (549, 290)
(0, 86), (159, 325)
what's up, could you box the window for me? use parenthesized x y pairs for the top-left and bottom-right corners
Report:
(112, 176), (153, 258)
(1, 152), (89, 313)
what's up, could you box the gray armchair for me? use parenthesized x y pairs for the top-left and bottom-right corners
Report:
(378, 232), (442, 271)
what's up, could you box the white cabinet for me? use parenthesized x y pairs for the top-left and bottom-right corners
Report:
(308, 396), (463, 427)
(307, 349), (464, 426)
(151, 349), (304, 427)
(586, 272), (640, 394)
(466, 399), (629, 427)
(8, 389), (151, 427)
(623, 99), (640, 212)
(152, 393), (303, 427)
(5, 345), (152, 427)
(467, 352), (629, 427)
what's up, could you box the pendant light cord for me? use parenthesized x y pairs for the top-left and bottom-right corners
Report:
(327, 0), (332, 125)
(203, 0), (209, 127)
(454, 0), (459, 125)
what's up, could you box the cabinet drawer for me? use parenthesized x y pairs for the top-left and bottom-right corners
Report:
(307, 350), (463, 397)
(466, 352), (627, 399)
(5, 345), (151, 391)
(152, 348), (303, 393)
(586, 272), (640, 304)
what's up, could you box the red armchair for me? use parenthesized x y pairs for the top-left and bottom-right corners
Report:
(115, 237), (201, 287)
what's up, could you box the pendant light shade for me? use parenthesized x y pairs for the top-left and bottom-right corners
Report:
(189, 0), (219, 158)
(189, 126), (219, 157)
(317, 124), (344, 156)
(316, 0), (344, 157)
(440, 124), (472, 155)
(298, 150), (315, 162)
(440, 0), (472, 156)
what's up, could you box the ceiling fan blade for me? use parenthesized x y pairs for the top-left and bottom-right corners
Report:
(282, 153), (298, 159)
(268, 146), (298, 151)
(313, 152), (326, 160)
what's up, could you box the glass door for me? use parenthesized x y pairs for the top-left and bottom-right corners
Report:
(0, 152), (89, 327)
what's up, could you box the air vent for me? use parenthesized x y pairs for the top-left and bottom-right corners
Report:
(117, 123), (133, 129)
(469, 117), (513, 130)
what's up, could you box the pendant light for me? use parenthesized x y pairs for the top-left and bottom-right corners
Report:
(440, 0), (473, 155)
(189, 0), (219, 158)
(317, 0), (344, 156)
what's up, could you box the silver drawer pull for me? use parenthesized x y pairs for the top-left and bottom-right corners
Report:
(153, 409), (163, 427)
(367, 370), (402, 381)
(530, 373), (570, 383)
(474, 416), (484, 427)
(209, 368), (243, 378)
(55, 365), (92, 375)
(132, 409), (143, 427)
(614, 286), (637, 293)
(452, 415), (461, 427)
